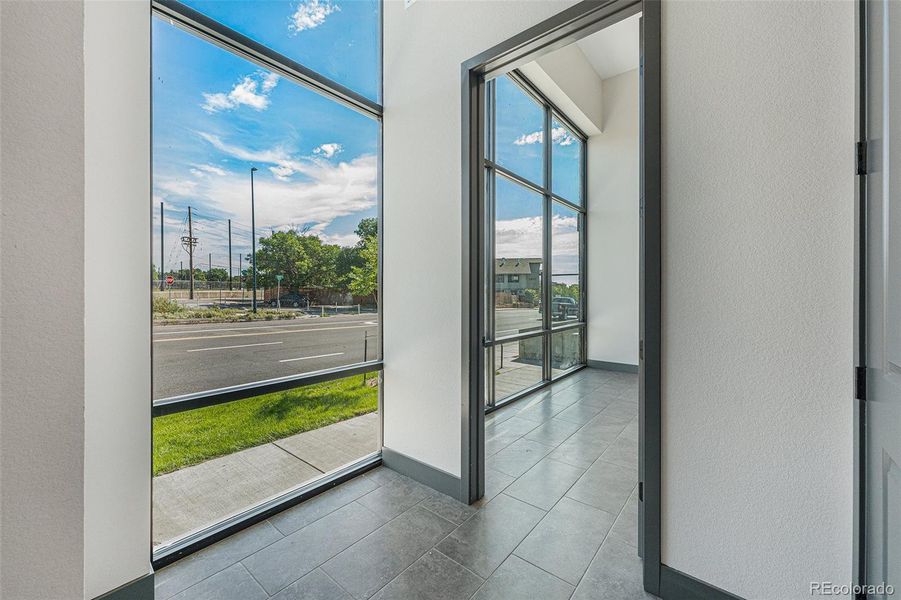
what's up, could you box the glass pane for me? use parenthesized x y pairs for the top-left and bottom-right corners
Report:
(494, 75), (545, 186)
(552, 202), (580, 276)
(153, 17), (380, 400)
(551, 328), (583, 376)
(152, 371), (380, 547)
(152, 17), (381, 549)
(551, 276), (580, 325)
(494, 176), (543, 338)
(179, 0), (381, 101)
(551, 118), (582, 203)
(493, 337), (544, 401)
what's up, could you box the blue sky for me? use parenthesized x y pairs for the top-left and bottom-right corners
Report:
(492, 75), (582, 278)
(152, 1), (379, 275)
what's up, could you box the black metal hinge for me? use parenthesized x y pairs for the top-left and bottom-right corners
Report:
(857, 140), (868, 176)
(856, 365), (867, 401)
(638, 481), (644, 502)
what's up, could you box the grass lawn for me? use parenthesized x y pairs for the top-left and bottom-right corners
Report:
(153, 373), (378, 476)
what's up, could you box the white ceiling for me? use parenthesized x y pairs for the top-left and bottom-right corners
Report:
(575, 13), (640, 81)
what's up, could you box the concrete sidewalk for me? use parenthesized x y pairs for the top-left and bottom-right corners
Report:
(153, 412), (379, 547)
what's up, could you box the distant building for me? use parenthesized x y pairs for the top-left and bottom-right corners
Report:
(495, 258), (542, 293)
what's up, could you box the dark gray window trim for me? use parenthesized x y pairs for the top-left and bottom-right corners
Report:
(150, 0), (385, 568)
(482, 69), (588, 407)
(462, 2), (664, 598)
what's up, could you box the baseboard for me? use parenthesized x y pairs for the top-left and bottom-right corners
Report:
(587, 359), (639, 374)
(93, 573), (154, 600)
(659, 565), (744, 600)
(381, 447), (463, 501)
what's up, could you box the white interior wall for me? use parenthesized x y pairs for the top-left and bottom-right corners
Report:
(586, 69), (639, 367)
(0, 2), (87, 598)
(660, 2), (854, 598)
(382, 0), (577, 476)
(83, 1), (152, 598)
(0, 2), (151, 598)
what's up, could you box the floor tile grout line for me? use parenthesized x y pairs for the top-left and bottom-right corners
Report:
(254, 499), (389, 598)
(236, 559), (270, 597)
(431, 547), (486, 584)
(510, 550), (583, 591)
(318, 565), (356, 599)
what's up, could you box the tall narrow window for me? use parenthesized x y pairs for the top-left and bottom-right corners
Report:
(151, 0), (382, 560)
(484, 73), (586, 409)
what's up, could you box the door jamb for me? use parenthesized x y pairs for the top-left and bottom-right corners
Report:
(460, 0), (662, 594)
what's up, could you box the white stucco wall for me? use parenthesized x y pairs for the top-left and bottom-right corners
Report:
(660, 2), (854, 598)
(83, 1), (152, 598)
(382, 0), (577, 476)
(0, 2), (87, 598)
(0, 2), (152, 598)
(587, 68), (639, 367)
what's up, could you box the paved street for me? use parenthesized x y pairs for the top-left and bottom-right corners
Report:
(153, 314), (380, 399)
(153, 308), (562, 399)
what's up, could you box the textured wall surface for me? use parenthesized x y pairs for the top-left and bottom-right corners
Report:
(83, 2), (152, 597)
(660, 2), (855, 598)
(587, 69), (639, 367)
(0, 2), (86, 598)
(382, 0), (577, 475)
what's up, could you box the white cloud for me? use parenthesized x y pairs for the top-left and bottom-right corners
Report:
(290, 0), (339, 32)
(313, 143), (343, 158)
(261, 72), (279, 93)
(513, 126), (576, 147)
(176, 133), (378, 245)
(157, 179), (198, 196)
(192, 163), (227, 177)
(494, 213), (579, 272)
(201, 71), (279, 113)
(318, 231), (361, 247)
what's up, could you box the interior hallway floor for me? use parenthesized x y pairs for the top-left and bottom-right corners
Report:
(154, 367), (656, 600)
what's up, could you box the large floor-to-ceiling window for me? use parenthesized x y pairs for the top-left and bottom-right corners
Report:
(484, 72), (586, 409)
(151, 0), (382, 562)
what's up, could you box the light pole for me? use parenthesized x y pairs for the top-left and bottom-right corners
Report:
(250, 166), (258, 313)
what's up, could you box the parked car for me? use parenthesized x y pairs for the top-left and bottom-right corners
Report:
(270, 293), (308, 308)
(551, 296), (578, 320)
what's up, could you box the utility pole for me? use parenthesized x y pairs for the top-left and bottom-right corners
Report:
(181, 206), (197, 300)
(208, 253), (212, 289)
(228, 218), (233, 291)
(239, 253), (243, 301)
(159, 202), (165, 291)
(250, 167), (258, 313)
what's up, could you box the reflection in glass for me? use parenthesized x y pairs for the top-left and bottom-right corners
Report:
(494, 175), (543, 338)
(551, 328), (583, 376)
(493, 337), (544, 401)
(178, 0), (381, 101)
(551, 118), (582, 203)
(495, 75), (545, 186)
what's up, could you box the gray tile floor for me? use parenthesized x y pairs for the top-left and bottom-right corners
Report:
(154, 368), (656, 600)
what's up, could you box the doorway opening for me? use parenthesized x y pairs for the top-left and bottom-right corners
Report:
(462, 0), (661, 595)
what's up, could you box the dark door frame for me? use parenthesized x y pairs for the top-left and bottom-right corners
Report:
(460, 0), (661, 594)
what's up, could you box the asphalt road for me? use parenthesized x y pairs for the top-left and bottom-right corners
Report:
(152, 308), (566, 399)
(153, 314), (380, 399)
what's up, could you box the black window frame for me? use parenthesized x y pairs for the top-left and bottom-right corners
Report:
(483, 70), (588, 411)
(150, 0), (384, 568)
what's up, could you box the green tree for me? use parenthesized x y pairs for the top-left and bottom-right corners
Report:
(207, 267), (229, 282)
(253, 230), (311, 290)
(348, 234), (378, 301)
(355, 218), (377, 242)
